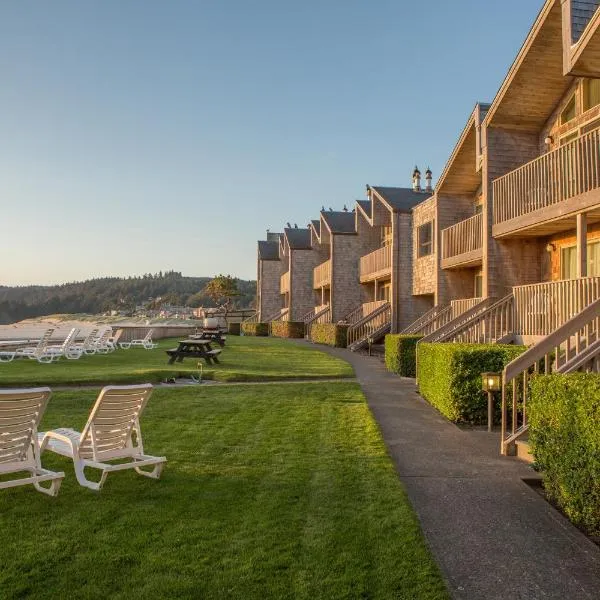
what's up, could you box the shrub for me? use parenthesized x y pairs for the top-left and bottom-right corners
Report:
(385, 335), (422, 377)
(241, 322), (269, 337)
(417, 343), (525, 424)
(270, 321), (305, 339)
(228, 322), (241, 335)
(529, 374), (600, 535)
(310, 323), (349, 347)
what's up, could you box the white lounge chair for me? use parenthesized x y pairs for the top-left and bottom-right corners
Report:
(70, 328), (99, 356)
(15, 329), (59, 363)
(46, 328), (82, 360)
(105, 329), (123, 352)
(39, 384), (166, 491)
(0, 387), (64, 496)
(91, 329), (113, 354)
(120, 329), (158, 350)
(0, 350), (15, 363)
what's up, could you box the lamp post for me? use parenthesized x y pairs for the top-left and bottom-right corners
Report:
(481, 372), (501, 432)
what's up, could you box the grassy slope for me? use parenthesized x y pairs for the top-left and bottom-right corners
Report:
(0, 383), (448, 600)
(0, 336), (354, 386)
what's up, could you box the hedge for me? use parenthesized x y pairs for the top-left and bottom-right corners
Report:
(270, 321), (305, 339)
(310, 323), (349, 347)
(241, 322), (269, 337)
(385, 335), (422, 377)
(529, 374), (600, 535)
(417, 342), (525, 424)
(228, 322), (241, 335)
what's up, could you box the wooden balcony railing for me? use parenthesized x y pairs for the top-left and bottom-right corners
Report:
(360, 246), (391, 282)
(280, 271), (290, 294)
(441, 213), (483, 267)
(513, 276), (600, 337)
(493, 126), (600, 228)
(313, 259), (331, 289)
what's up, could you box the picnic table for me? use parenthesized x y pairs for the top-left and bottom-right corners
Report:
(190, 330), (226, 347)
(166, 339), (222, 365)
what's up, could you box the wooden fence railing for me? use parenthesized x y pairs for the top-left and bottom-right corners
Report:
(493, 125), (600, 224)
(313, 260), (331, 289)
(359, 246), (391, 281)
(441, 213), (483, 260)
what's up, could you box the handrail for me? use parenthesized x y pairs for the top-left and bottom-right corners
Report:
(347, 302), (391, 348)
(420, 298), (493, 343)
(242, 312), (259, 323)
(402, 304), (446, 334)
(435, 295), (514, 344)
(339, 305), (364, 325)
(493, 125), (600, 225)
(299, 308), (316, 323)
(500, 298), (600, 454)
(304, 305), (331, 338)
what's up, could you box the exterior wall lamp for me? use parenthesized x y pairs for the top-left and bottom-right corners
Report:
(481, 372), (502, 432)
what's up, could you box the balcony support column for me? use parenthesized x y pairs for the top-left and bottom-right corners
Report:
(577, 213), (588, 278)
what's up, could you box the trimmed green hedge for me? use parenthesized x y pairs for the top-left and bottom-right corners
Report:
(529, 374), (600, 535)
(241, 322), (269, 337)
(270, 321), (305, 339)
(385, 335), (422, 377)
(417, 343), (525, 424)
(228, 322), (241, 335)
(310, 323), (349, 347)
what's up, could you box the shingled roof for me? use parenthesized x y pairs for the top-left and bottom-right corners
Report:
(257, 240), (279, 261)
(321, 211), (356, 234)
(284, 227), (312, 250)
(370, 186), (429, 212)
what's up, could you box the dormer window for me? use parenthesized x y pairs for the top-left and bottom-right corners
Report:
(560, 95), (576, 125)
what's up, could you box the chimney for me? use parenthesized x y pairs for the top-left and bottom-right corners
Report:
(425, 167), (433, 193)
(412, 166), (421, 192)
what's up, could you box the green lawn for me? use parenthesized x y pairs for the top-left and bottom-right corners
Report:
(0, 336), (354, 386)
(0, 383), (448, 599)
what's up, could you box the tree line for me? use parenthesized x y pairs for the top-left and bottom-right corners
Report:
(0, 271), (256, 324)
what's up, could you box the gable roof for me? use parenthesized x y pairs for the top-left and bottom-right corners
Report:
(369, 186), (430, 213)
(311, 220), (321, 236)
(484, 0), (573, 132)
(284, 227), (312, 250)
(257, 240), (280, 261)
(321, 211), (356, 234)
(572, 1), (600, 42)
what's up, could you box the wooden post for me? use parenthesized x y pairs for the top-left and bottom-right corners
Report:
(577, 213), (588, 278)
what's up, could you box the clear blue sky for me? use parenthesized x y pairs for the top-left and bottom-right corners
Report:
(0, 1), (542, 285)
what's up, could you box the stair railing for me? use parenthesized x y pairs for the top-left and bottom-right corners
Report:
(304, 305), (331, 338)
(347, 302), (391, 350)
(500, 298), (600, 455)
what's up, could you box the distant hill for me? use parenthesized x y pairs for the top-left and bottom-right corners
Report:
(0, 271), (256, 324)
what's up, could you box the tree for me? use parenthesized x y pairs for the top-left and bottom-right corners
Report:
(202, 274), (240, 316)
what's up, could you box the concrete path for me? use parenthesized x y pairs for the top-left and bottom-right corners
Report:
(316, 345), (600, 600)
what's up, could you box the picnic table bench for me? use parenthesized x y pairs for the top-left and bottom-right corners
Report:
(166, 339), (222, 365)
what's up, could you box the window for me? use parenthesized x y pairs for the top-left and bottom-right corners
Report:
(377, 283), (391, 302)
(418, 222), (433, 257)
(560, 95), (576, 125)
(584, 79), (600, 111)
(474, 273), (483, 298)
(381, 225), (392, 247)
(561, 241), (600, 279)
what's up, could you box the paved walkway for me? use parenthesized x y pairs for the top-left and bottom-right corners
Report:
(316, 345), (600, 600)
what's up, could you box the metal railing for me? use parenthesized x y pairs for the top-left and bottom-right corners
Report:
(441, 213), (483, 261)
(493, 126), (600, 225)
(313, 259), (331, 289)
(359, 246), (392, 282)
(347, 302), (391, 350)
(501, 298), (600, 455)
(304, 305), (331, 338)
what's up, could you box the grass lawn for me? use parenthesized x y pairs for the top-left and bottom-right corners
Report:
(0, 336), (354, 386)
(0, 383), (448, 599)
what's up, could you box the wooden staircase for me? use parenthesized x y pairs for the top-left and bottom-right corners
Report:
(347, 302), (391, 352)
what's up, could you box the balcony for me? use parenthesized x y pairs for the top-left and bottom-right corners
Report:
(313, 259), (331, 289)
(493, 126), (600, 238)
(441, 213), (483, 269)
(280, 271), (290, 294)
(360, 246), (391, 283)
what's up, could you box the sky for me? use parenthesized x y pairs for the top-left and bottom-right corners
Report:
(0, 0), (543, 285)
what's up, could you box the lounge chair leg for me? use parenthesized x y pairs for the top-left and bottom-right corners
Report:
(73, 462), (107, 491)
(134, 462), (164, 480)
(33, 477), (63, 497)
